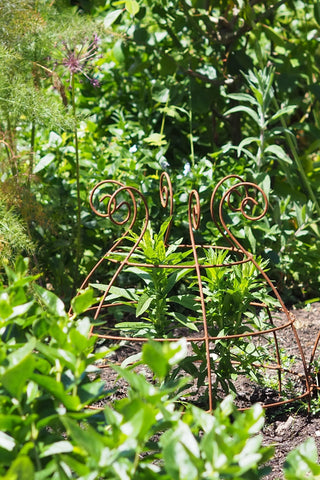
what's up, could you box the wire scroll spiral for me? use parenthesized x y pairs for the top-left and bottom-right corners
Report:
(89, 180), (138, 231)
(160, 172), (174, 245)
(219, 181), (268, 253)
(210, 177), (268, 253)
(188, 189), (201, 231)
(91, 183), (149, 319)
(74, 181), (149, 315)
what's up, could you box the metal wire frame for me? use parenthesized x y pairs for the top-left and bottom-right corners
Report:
(72, 172), (313, 411)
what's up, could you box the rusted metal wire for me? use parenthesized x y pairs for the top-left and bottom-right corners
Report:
(71, 173), (313, 411)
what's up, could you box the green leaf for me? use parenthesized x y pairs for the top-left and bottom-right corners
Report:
(284, 437), (320, 478)
(40, 441), (74, 457)
(61, 417), (104, 461)
(9, 301), (34, 320)
(160, 421), (200, 480)
(78, 381), (106, 405)
(2, 355), (35, 400)
(142, 341), (169, 378)
(0, 431), (15, 451)
(264, 145), (292, 163)
(260, 174), (271, 198)
(169, 295), (199, 311)
(71, 288), (95, 316)
(268, 105), (296, 124)
(261, 24), (286, 47)
(30, 373), (81, 411)
(144, 133), (167, 146)
(227, 93), (259, 106)
(170, 312), (199, 331)
(152, 87), (170, 103)
(36, 342), (76, 370)
(119, 398), (157, 443)
(125, 0), (140, 16)
(4, 456), (34, 480)
(104, 9), (123, 29)
(244, 226), (256, 253)
(142, 339), (188, 379)
(14, 256), (29, 277)
(0, 296), (13, 320)
(237, 136), (259, 157)
(111, 363), (160, 398)
(136, 292), (153, 317)
(90, 284), (139, 301)
(33, 153), (55, 173)
(125, 267), (152, 285)
(163, 268), (191, 296)
(33, 284), (66, 316)
(225, 105), (260, 125)
(115, 321), (153, 331)
(2, 340), (36, 399)
(252, 87), (264, 107)
(76, 316), (92, 337)
(0, 414), (23, 430)
(69, 328), (90, 353)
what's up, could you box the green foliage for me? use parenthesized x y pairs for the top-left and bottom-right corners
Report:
(0, 261), (276, 479)
(1, 0), (319, 303)
(197, 249), (275, 396)
(0, 202), (34, 269)
(89, 0), (320, 303)
(0, 0), (103, 297)
(2, 1), (320, 476)
(283, 438), (320, 479)
(1, 258), (320, 479)
(0, 258), (107, 476)
(92, 219), (279, 404)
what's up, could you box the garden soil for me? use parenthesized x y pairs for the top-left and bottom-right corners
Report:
(262, 301), (320, 479)
(98, 302), (320, 479)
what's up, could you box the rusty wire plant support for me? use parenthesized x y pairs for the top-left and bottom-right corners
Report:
(74, 173), (313, 411)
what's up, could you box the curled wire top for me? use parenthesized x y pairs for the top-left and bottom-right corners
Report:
(188, 189), (201, 230)
(221, 182), (268, 221)
(89, 179), (149, 233)
(209, 176), (268, 250)
(160, 172), (174, 244)
(159, 171), (173, 212)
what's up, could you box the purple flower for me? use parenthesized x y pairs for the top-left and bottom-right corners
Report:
(56, 34), (101, 88)
(90, 77), (101, 88)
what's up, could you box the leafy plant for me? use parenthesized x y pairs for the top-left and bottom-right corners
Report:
(177, 249), (277, 401)
(283, 437), (320, 480)
(0, 257), (108, 476)
(92, 218), (198, 337)
(92, 216), (286, 407)
(223, 66), (320, 302)
(0, 260), (276, 478)
(0, 201), (34, 271)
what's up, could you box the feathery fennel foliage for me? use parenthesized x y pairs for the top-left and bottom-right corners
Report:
(0, 202), (34, 269)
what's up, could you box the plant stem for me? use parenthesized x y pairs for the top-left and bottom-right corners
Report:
(71, 74), (81, 287)
(256, 120), (265, 170)
(188, 78), (195, 168)
(7, 116), (17, 177)
(28, 120), (36, 189)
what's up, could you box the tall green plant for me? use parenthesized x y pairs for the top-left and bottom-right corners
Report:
(225, 67), (320, 214)
(54, 34), (101, 286)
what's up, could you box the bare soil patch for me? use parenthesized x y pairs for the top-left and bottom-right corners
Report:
(262, 302), (320, 479)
